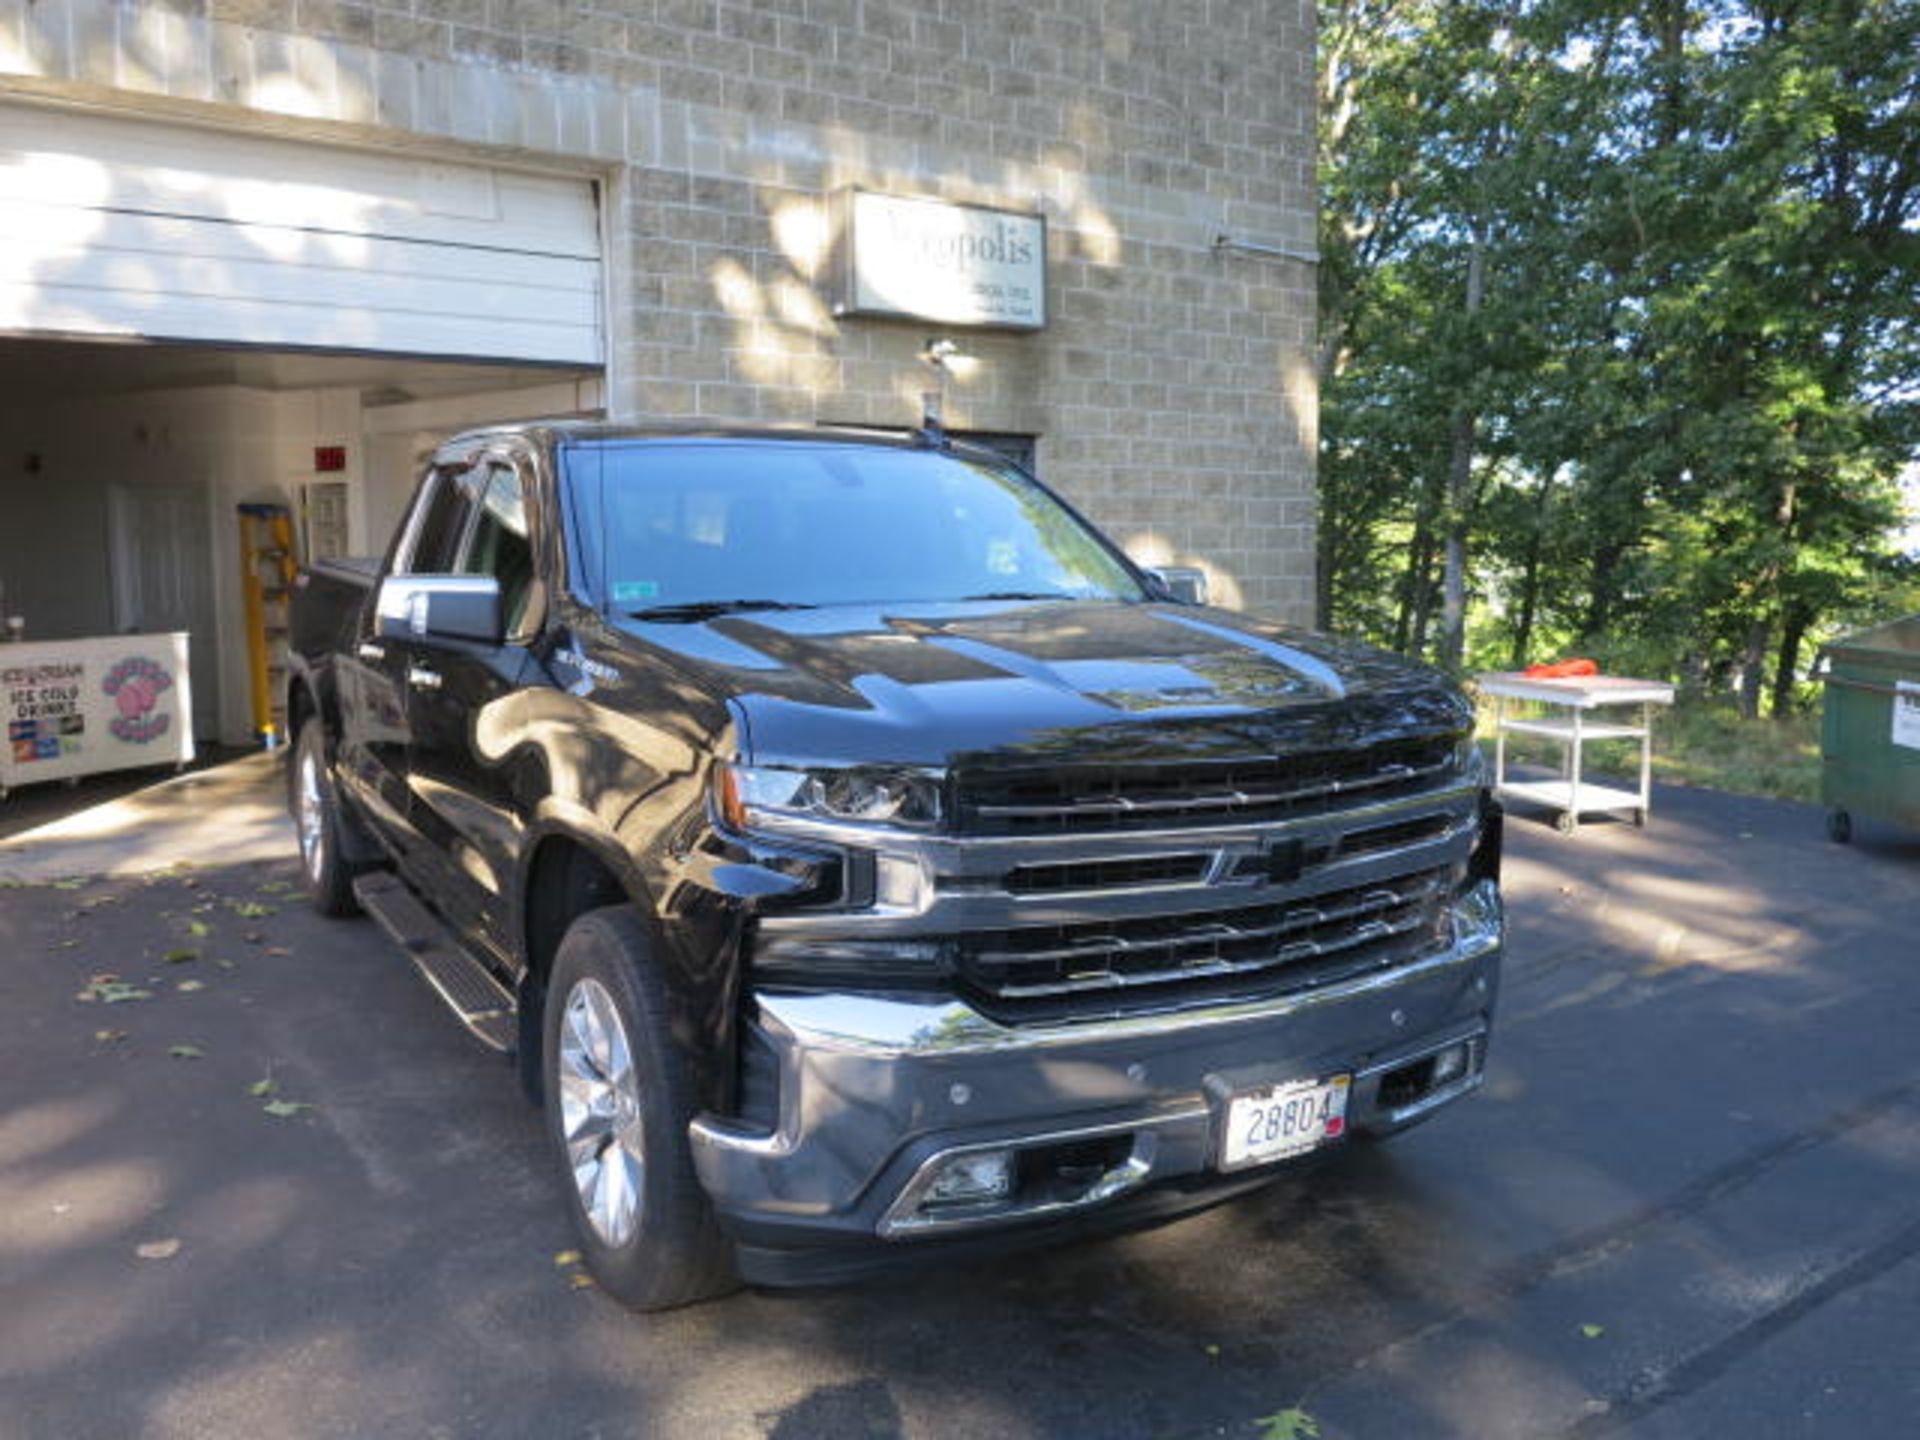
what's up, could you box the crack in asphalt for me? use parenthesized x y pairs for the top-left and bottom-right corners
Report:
(1561, 1212), (1920, 1436)
(1294, 1076), (1920, 1416)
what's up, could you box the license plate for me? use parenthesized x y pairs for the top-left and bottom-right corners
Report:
(1219, 1074), (1352, 1170)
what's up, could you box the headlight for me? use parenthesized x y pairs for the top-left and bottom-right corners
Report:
(716, 763), (945, 831)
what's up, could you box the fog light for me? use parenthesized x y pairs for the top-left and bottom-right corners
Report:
(875, 854), (928, 911)
(922, 1149), (1013, 1207)
(1430, 1043), (1470, 1087)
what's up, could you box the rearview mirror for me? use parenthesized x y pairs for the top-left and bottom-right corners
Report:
(376, 575), (503, 645)
(1146, 566), (1209, 606)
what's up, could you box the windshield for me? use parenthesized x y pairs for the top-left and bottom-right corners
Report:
(564, 439), (1146, 612)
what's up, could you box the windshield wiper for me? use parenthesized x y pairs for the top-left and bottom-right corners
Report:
(628, 599), (817, 623)
(959, 590), (1084, 602)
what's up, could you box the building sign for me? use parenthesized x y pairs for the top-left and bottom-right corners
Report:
(1, 633), (193, 793)
(837, 191), (1046, 330)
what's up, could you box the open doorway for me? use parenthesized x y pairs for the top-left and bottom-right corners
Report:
(0, 337), (601, 749)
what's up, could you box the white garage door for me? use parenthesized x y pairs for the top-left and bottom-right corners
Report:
(0, 106), (602, 365)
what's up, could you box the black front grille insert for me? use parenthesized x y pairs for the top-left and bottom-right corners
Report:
(954, 737), (1459, 835)
(1004, 853), (1212, 894)
(955, 866), (1453, 1019)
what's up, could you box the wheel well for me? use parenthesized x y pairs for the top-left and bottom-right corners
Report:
(517, 837), (628, 1101)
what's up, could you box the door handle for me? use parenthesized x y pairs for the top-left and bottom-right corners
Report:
(357, 641), (387, 663)
(407, 665), (442, 691)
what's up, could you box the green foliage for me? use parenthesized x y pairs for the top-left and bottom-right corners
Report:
(1253, 1408), (1321, 1440)
(1320, 0), (1920, 718)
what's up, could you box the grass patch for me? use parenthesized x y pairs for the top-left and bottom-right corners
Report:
(1477, 698), (1821, 804)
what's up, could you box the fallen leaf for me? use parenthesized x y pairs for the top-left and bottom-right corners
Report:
(568, 1271), (596, 1290)
(265, 946), (292, 958)
(181, 877), (200, 889)
(1204, 1343), (1221, 1358)
(259, 881), (294, 894)
(187, 920), (211, 939)
(244, 932), (265, 944)
(53, 878), (86, 890)
(216, 958), (236, 970)
(230, 902), (276, 919)
(77, 977), (152, 1004)
(162, 948), (199, 964)
(1254, 1409), (1319, 1440)
(553, 1250), (583, 1267)
(261, 1099), (313, 1118)
(175, 979), (206, 993)
(94, 1029), (128, 1044)
(50, 939), (78, 950)
(248, 1076), (277, 1097)
(168, 1044), (206, 1060)
(135, 1238), (181, 1260)
(1581, 1323), (1605, 1340)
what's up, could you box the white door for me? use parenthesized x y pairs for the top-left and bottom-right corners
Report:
(0, 106), (604, 365)
(109, 485), (218, 738)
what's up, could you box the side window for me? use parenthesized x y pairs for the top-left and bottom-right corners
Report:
(406, 465), (478, 574)
(457, 462), (535, 638)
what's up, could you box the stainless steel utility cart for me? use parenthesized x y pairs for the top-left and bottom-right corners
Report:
(1477, 672), (1676, 833)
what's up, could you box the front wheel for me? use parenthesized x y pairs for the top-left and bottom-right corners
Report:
(543, 907), (735, 1311)
(292, 722), (360, 917)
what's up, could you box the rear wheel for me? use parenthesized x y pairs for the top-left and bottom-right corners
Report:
(292, 722), (360, 917)
(543, 907), (735, 1311)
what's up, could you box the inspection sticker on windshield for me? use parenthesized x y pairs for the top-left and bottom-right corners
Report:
(1219, 1074), (1351, 1171)
(1894, 681), (1920, 751)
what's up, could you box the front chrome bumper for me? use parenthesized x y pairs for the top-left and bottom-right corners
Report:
(688, 884), (1502, 1279)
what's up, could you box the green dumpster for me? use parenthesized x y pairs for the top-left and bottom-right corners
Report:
(1819, 613), (1920, 842)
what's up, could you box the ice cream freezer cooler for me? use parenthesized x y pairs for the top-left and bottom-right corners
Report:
(1477, 671), (1677, 833)
(1, 633), (195, 799)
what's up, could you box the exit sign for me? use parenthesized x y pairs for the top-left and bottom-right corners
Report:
(314, 446), (347, 473)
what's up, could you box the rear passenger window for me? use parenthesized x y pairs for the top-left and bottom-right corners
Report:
(407, 466), (478, 574)
(458, 463), (535, 637)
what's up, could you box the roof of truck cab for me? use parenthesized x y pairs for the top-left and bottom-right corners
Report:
(440, 419), (977, 455)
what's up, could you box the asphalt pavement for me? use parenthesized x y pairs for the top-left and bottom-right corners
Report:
(2, 778), (1917, 1439)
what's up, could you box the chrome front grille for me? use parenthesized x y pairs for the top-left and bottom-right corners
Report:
(752, 742), (1483, 1025)
(953, 737), (1459, 835)
(955, 866), (1452, 1018)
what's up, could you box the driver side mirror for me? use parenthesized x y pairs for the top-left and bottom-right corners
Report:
(1146, 566), (1209, 606)
(376, 575), (503, 645)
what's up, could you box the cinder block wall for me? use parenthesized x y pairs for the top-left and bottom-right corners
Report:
(1, 0), (1318, 621)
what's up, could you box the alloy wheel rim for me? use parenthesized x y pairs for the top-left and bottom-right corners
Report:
(557, 977), (646, 1248)
(297, 749), (325, 881)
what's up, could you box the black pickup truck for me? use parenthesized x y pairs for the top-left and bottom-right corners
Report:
(286, 423), (1504, 1309)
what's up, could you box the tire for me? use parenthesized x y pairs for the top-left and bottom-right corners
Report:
(1827, 808), (1853, 845)
(1553, 811), (1577, 835)
(543, 906), (736, 1311)
(291, 721), (361, 917)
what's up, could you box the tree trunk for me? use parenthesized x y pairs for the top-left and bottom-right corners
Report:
(1437, 233), (1487, 673)
(1510, 470), (1554, 667)
(1315, 497), (1338, 632)
(1583, 542), (1623, 643)
(1771, 599), (1813, 717)
(1737, 615), (1772, 721)
(1394, 517), (1432, 655)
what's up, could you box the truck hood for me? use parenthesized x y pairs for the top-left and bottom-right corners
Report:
(609, 599), (1471, 769)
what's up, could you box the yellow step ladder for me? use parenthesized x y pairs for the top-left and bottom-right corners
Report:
(238, 503), (299, 749)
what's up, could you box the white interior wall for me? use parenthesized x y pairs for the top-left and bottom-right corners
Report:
(360, 375), (604, 548)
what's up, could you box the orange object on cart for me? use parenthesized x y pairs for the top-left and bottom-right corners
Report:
(1523, 658), (1599, 679)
